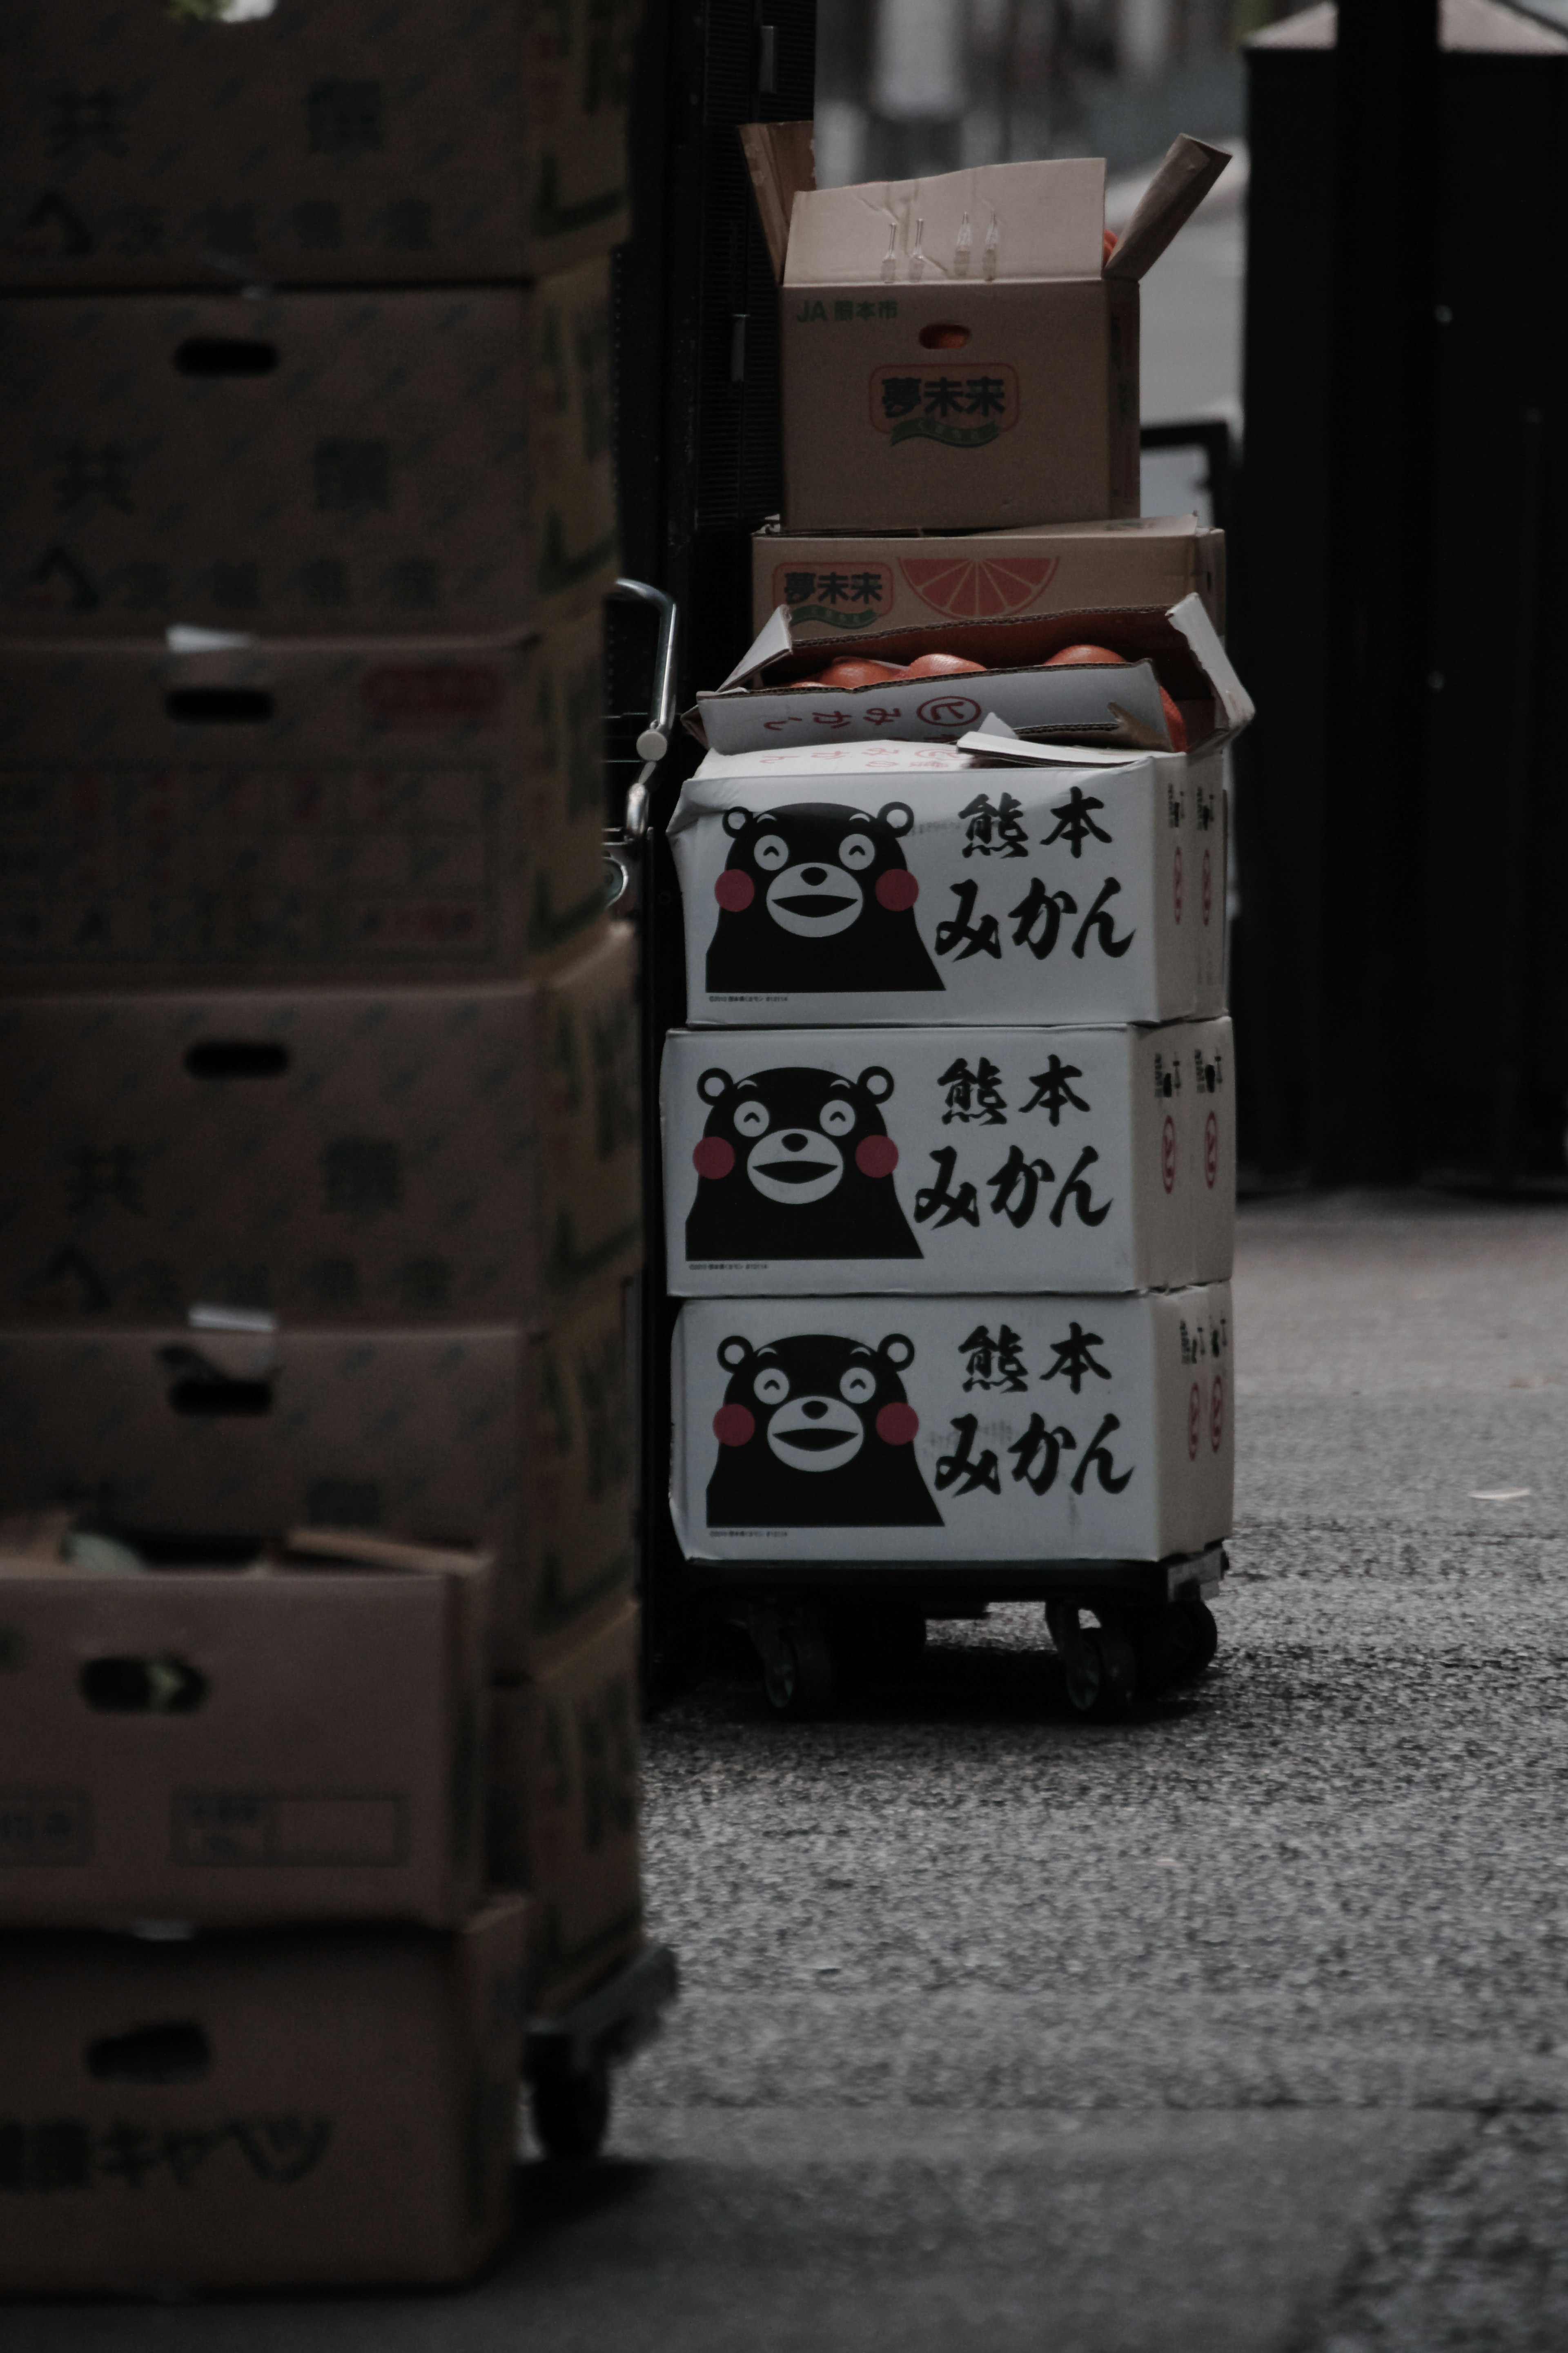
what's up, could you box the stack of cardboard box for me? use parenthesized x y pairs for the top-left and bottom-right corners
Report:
(661, 134), (1253, 1692)
(0, 0), (647, 2289)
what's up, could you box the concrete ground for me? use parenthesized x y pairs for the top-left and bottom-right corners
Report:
(15, 1191), (1568, 2347)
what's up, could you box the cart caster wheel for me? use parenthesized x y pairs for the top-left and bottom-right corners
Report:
(1177, 1595), (1219, 1677)
(880, 1606), (927, 1677)
(1063, 1624), (1138, 1720)
(762, 1618), (834, 1720)
(531, 2058), (611, 2161)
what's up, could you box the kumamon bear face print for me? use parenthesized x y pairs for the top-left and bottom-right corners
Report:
(705, 802), (944, 994)
(705, 1331), (943, 1530)
(685, 1065), (922, 1262)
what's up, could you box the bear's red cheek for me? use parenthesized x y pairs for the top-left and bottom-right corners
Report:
(875, 1403), (919, 1445)
(693, 1137), (735, 1180)
(875, 870), (919, 911)
(713, 1404), (755, 1447)
(715, 870), (755, 911)
(855, 1135), (899, 1178)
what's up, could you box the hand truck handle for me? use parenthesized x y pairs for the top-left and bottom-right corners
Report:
(610, 578), (679, 840)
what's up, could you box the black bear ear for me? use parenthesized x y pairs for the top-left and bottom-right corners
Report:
(859, 1066), (894, 1103)
(697, 1068), (733, 1104)
(717, 1336), (753, 1371)
(722, 807), (753, 838)
(878, 801), (915, 837)
(879, 1333), (915, 1371)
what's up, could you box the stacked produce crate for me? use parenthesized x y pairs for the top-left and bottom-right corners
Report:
(662, 132), (1250, 1715)
(0, 0), (649, 2291)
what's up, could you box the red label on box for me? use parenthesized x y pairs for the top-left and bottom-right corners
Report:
(898, 551), (1058, 620)
(361, 666), (503, 729)
(869, 364), (1019, 446)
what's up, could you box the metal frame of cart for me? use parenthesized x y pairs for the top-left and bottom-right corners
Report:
(689, 1546), (1226, 1721)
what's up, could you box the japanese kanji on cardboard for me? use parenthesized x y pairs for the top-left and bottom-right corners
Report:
(668, 743), (1222, 1026)
(672, 1286), (1234, 1564)
(662, 1018), (1234, 1296)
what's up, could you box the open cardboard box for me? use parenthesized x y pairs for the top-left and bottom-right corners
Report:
(0, 1276), (638, 1681)
(0, 1898), (524, 2292)
(0, 1525), (490, 1930)
(741, 125), (1229, 531)
(688, 591), (1252, 757)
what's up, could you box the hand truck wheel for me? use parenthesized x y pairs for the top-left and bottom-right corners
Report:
(1177, 1592), (1220, 1677)
(1049, 1603), (1138, 1721)
(530, 2054), (612, 2161)
(761, 1614), (835, 1720)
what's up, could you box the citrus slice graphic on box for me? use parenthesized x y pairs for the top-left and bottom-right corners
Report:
(899, 553), (1059, 620)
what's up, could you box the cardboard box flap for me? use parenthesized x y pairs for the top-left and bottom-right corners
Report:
(784, 157), (1105, 286)
(958, 715), (1146, 767)
(281, 1528), (492, 1580)
(687, 598), (1254, 755)
(1104, 135), (1232, 282)
(739, 120), (817, 282)
(1167, 591), (1254, 736)
(715, 604), (797, 693)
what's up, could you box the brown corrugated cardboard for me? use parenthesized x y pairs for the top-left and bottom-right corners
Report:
(488, 1602), (643, 2016)
(0, 921), (641, 1325)
(0, 618), (610, 991)
(758, 137), (1228, 531)
(738, 120), (817, 279)
(782, 273), (1140, 532)
(0, 1898), (524, 2293)
(0, 267), (617, 638)
(0, 0), (639, 286)
(0, 1530), (489, 1929)
(752, 516), (1226, 640)
(0, 1282), (637, 1681)
(672, 1287), (1234, 1566)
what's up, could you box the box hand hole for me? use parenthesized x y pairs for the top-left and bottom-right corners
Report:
(184, 1041), (290, 1079)
(86, 2023), (213, 2084)
(165, 688), (275, 725)
(80, 1655), (210, 1715)
(167, 1375), (274, 1417)
(919, 324), (971, 350)
(172, 337), (279, 377)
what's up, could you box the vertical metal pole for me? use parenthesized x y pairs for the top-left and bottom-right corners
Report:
(1319, 0), (1441, 1182)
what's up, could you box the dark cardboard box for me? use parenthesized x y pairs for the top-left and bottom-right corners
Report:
(753, 515), (1225, 640)
(0, 268), (617, 638)
(0, 1529), (490, 1930)
(0, 1281), (638, 1681)
(488, 1602), (642, 2016)
(0, 921), (641, 1325)
(0, 1899), (524, 2293)
(0, 617), (611, 990)
(0, 0), (639, 286)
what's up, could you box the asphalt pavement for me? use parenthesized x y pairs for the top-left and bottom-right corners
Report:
(13, 1191), (1568, 2349)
